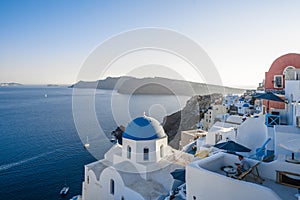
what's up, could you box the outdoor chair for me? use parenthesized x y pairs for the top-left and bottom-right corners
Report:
(234, 155), (274, 184)
(235, 161), (264, 184)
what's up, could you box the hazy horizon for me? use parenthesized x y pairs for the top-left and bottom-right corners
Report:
(1, 75), (257, 90)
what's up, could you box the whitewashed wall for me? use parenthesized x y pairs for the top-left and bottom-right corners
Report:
(186, 153), (281, 200)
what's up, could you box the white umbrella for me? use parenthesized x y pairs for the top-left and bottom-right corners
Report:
(279, 139), (300, 160)
(279, 139), (300, 152)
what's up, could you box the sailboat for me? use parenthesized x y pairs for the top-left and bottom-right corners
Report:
(84, 136), (90, 148)
(60, 179), (69, 195)
(60, 185), (69, 195)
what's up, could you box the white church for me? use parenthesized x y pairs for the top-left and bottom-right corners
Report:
(81, 115), (193, 200)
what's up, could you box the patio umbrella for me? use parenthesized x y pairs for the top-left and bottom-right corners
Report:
(214, 140), (251, 152)
(170, 169), (186, 182)
(279, 139), (300, 160)
(254, 92), (284, 102)
(253, 92), (285, 112)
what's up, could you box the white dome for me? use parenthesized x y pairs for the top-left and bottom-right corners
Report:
(123, 116), (166, 140)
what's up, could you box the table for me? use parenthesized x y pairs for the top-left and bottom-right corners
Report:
(222, 166), (237, 177)
(285, 157), (300, 164)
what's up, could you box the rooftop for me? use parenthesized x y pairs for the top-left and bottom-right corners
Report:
(188, 152), (300, 200)
(123, 115), (166, 140)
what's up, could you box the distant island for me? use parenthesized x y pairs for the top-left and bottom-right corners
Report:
(0, 82), (22, 87)
(46, 84), (59, 87)
(69, 76), (245, 95)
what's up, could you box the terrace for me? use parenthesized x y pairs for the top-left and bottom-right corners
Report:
(187, 152), (300, 200)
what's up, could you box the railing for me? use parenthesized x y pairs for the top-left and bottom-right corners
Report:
(276, 171), (300, 188)
(265, 114), (280, 127)
(265, 89), (285, 95)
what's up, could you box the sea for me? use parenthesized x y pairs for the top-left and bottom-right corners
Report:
(0, 86), (190, 200)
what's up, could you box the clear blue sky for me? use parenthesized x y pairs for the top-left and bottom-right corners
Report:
(1, 0), (300, 88)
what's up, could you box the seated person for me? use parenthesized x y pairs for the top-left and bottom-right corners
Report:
(235, 155), (250, 175)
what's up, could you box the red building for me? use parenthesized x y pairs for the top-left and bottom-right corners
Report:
(265, 53), (300, 91)
(264, 53), (300, 111)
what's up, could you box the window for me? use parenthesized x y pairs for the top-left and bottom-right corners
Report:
(283, 66), (296, 80)
(110, 179), (115, 195)
(143, 147), (149, 161)
(215, 133), (222, 143)
(121, 196), (125, 200)
(127, 145), (131, 159)
(160, 145), (164, 158)
(274, 75), (283, 88)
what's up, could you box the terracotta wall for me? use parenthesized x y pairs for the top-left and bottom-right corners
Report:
(263, 100), (285, 112)
(265, 53), (300, 90)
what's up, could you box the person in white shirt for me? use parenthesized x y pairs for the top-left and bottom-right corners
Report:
(235, 155), (250, 175)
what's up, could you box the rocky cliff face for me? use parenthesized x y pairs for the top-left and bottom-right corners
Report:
(163, 93), (223, 149)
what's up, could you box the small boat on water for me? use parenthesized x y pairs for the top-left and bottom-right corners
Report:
(84, 136), (90, 148)
(70, 195), (81, 200)
(60, 186), (69, 195)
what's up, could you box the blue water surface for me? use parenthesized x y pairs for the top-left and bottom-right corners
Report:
(0, 86), (96, 200)
(0, 86), (189, 200)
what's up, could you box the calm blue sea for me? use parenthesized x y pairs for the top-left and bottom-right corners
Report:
(0, 86), (189, 200)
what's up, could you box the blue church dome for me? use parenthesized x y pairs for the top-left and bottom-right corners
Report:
(243, 103), (250, 107)
(123, 116), (166, 140)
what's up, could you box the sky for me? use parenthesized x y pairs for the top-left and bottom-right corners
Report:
(1, 0), (300, 88)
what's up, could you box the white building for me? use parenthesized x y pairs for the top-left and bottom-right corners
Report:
(223, 94), (238, 107)
(81, 115), (193, 200)
(205, 121), (237, 145)
(202, 104), (228, 131)
(184, 68), (300, 200)
(179, 129), (207, 150)
(283, 68), (300, 126)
